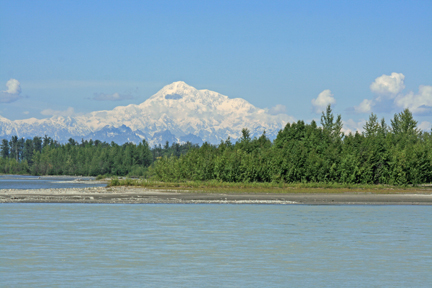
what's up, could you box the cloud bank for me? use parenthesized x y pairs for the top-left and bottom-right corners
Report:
(0, 79), (22, 103)
(354, 99), (374, 113)
(92, 92), (134, 101)
(41, 107), (75, 117)
(355, 72), (432, 115)
(266, 104), (287, 115)
(342, 119), (366, 135)
(418, 121), (431, 131)
(394, 85), (432, 114)
(311, 89), (335, 113)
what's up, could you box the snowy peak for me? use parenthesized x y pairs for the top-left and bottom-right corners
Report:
(1, 81), (294, 145)
(147, 81), (231, 104)
(148, 81), (198, 101)
(163, 81), (196, 94)
(143, 81), (255, 115)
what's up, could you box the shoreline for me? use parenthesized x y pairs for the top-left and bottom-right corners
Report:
(1, 187), (432, 205)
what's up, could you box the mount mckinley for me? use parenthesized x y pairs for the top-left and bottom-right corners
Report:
(0, 81), (294, 146)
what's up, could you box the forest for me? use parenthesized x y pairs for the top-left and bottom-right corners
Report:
(151, 107), (432, 185)
(1, 107), (431, 185)
(0, 135), (197, 177)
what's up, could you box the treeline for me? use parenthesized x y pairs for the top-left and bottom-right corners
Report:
(152, 107), (432, 185)
(1, 107), (431, 185)
(0, 136), (198, 176)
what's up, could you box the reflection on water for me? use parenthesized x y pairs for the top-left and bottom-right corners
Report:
(1, 204), (431, 287)
(0, 175), (106, 189)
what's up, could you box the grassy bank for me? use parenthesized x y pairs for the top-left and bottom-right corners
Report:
(107, 178), (432, 194)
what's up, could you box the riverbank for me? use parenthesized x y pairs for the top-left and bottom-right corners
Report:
(1, 186), (432, 204)
(108, 178), (432, 193)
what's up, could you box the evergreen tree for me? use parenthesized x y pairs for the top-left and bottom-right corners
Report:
(321, 105), (343, 140)
(33, 136), (42, 153)
(23, 139), (34, 164)
(9, 136), (19, 161)
(1, 139), (9, 159)
(391, 109), (419, 136)
(42, 135), (52, 148)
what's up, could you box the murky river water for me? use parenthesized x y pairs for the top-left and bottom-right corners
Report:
(0, 175), (106, 189)
(1, 204), (431, 287)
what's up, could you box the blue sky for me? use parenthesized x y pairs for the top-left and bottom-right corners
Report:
(1, 0), (431, 132)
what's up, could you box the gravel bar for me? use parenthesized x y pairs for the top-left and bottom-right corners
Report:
(1, 187), (432, 205)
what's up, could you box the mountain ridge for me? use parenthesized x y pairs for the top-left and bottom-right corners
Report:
(0, 81), (293, 145)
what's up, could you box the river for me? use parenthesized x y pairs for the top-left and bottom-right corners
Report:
(0, 175), (106, 189)
(1, 204), (431, 287)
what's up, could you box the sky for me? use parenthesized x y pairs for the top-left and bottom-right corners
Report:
(1, 0), (431, 132)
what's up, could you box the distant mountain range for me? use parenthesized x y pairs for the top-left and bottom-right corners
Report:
(0, 81), (293, 146)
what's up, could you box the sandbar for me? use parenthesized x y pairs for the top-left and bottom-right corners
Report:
(1, 187), (432, 205)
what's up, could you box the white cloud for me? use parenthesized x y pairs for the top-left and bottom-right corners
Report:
(354, 99), (374, 113)
(370, 72), (405, 97)
(41, 107), (75, 117)
(311, 89), (335, 113)
(0, 79), (22, 103)
(23, 111), (29, 115)
(353, 72), (429, 114)
(418, 121), (431, 131)
(266, 104), (287, 115)
(394, 85), (432, 114)
(4, 79), (21, 94)
(92, 92), (134, 101)
(342, 119), (366, 135)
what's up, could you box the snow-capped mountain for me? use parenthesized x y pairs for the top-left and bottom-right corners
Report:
(0, 81), (294, 145)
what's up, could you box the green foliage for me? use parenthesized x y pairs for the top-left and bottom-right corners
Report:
(149, 108), (432, 185)
(1, 107), (431, 185)
(107, 178), (423, 194)
(95, 174), (105, 180)
(0, 137), (197, 177)
(0, 158), (30, 174)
